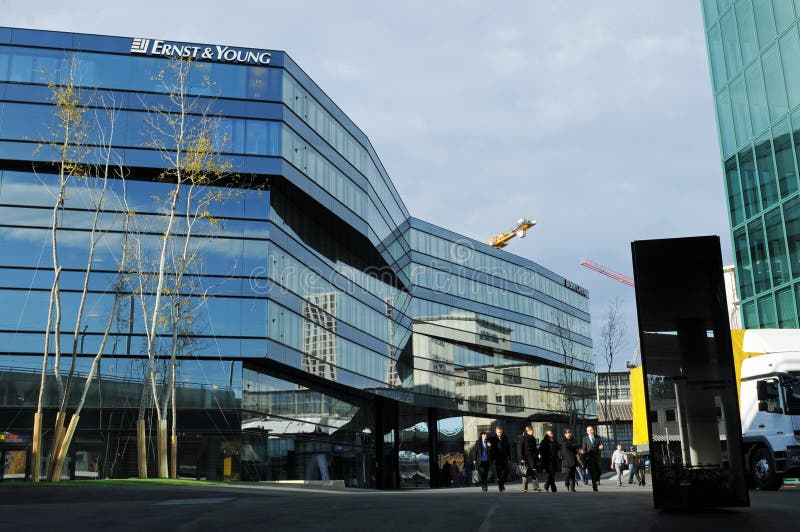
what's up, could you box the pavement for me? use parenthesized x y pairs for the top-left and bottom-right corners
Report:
(0, 480), (798, 531)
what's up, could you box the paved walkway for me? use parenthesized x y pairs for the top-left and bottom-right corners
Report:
(0, 480), (797, 531)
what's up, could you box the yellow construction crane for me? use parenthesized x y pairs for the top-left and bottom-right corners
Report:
(485, 217), (536, 249)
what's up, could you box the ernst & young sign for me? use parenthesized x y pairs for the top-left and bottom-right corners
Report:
(130, 38), (271, 65)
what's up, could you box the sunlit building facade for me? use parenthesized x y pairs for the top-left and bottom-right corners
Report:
(704, 0), (800, 328)
(0, 27), (594, 487)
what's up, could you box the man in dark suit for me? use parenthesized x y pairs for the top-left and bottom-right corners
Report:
(488, 425), (511, 492)
(581, 425), (604, 491)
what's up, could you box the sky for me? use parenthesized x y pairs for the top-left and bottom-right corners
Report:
(1, 0), (730, 370)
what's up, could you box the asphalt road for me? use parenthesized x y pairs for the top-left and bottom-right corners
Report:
(0, 481), (798, 531)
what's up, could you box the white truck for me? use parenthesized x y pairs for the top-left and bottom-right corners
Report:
(740, 330), (800, 490)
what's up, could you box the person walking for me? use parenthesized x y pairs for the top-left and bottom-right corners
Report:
(559, 428), (579, 492)
(520, 425), (540, 492)
(626, 446), (636, 485)
(472, 431), (491, 492)
(488, 425), (511, 492)
(581, 425), (604, 491)
(538, 429), (559, 492)
(611, 444), (627, 487)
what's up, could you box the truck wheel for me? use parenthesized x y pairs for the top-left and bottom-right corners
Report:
(751, 448), (782, 491)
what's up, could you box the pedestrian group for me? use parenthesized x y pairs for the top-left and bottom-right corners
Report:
(472, 425), (646, 493)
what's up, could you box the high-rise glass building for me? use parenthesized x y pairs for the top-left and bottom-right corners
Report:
(0, 27), (593, 487)
(703, 0), (800, 328)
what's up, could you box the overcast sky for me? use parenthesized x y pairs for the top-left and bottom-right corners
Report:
(2, 0), (729, 370)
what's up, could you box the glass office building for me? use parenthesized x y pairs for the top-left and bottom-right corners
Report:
(0, 27), (593, 487)
(703, 0), (800, 328)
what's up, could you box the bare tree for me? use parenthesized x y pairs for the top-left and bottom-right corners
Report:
(597, 297), (627, 447)
(554, 312), (580, 428)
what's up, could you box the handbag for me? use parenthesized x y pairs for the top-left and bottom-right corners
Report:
(516, 463), (529, 476)
(471, 469), (481, 484)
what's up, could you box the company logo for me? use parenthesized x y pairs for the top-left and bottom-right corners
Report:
(130, 38), (151, 54)
(129, 38), (271, 65)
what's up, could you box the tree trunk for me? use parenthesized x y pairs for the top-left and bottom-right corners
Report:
(31, 412), (42, 483)
(136, 418), (148, 479)
(170, 434), (178, 479)
(47, 411), (67, 480)
(157, 418), (168, 478)
(51, 413), (79, 482)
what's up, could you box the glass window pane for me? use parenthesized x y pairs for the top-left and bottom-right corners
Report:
(748, 218), (772, 292)
(721, 11), (743, 78)
(743, 300), (759, 327)
(731, 76), (752, 146)
(784, 195), (800, 276)
(725, 156), (745, 226)
(776, 287), (798, 327)
(709, 25), (728, 90)
(739, 147), (761, 217)
(753, 0), (778, 48)
(773, 118), (798, 196)
(765, 206), (790, 285)
(746, 61), (770, 135)
(735, 226), (755, 299)
(758, 294), (778, 326)
(772, 0), (795, 33)
(717, 89), (737, 156)
(737, 1), (760, 64)
(704, 0), (719, 23)
(762, 45), (788, 121)
(780, 27), (800, 108)
(755, 136), (780, 207)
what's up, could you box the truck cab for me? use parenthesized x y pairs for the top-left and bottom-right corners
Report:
(740, 351), (800, 490)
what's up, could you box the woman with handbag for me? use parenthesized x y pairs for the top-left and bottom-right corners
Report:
(520, 425), (541, 492)
(472, 431), (492, 493)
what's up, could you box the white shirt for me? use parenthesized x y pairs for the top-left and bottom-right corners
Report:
(612, 450), (627, 465)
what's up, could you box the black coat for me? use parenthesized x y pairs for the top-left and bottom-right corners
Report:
(560, 437), (579, 468)
(473, 439), (491, 463)
(488, 433), (511, 463)
(581, 434), (604, 463)
(520, 434), (538, 467)
(538, 436), (559, 468)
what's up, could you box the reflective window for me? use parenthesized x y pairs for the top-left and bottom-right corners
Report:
(755, 136), (779, 208)
(708, 25), (728, 90)
(776, 287), (798, 327)
(765, 207), (790, 285)
(730, 76), (752, 147)
(739, 147), (761, 217)
(735, 228), (753, 299)
(745, 61), (769, 136)
(720, 11), (742, 79)
(784, 195), (800, 277)
(736, 0), (760, 64)
(772, 0), (795, 33)
(725, 156), (744, 226)
(753, 0), (777, 49)
(748, 217), (772, 292)
(780, 27), (800, 108)
(773, 118), (798, 197)
(717, 89), (736, 156)
(758, 294), (778, 327)
(762, 44), (788, 121)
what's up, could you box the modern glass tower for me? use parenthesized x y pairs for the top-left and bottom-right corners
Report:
(0, 27), (593, 486)
(703, 0), (800, 328)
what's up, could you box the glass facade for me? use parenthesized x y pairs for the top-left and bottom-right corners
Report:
(0, 27), (593, 487)
(704, 0), (800, 327)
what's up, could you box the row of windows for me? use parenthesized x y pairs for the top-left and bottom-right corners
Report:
(410, 263), (591, 339)
(733, 194), (800, 299)
(407, 228), (590, 313)
(741, 280), (800, 326)
(410, 297), (594, 364)
(0, 102), (282, 157)
(0, 45), (283, 101)
(283, 73), (407, 228)
(723, 114), (800, 227)
(706, 0), (800, 92)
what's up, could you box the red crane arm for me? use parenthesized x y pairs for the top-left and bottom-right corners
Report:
(580, 259), (635, 287)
